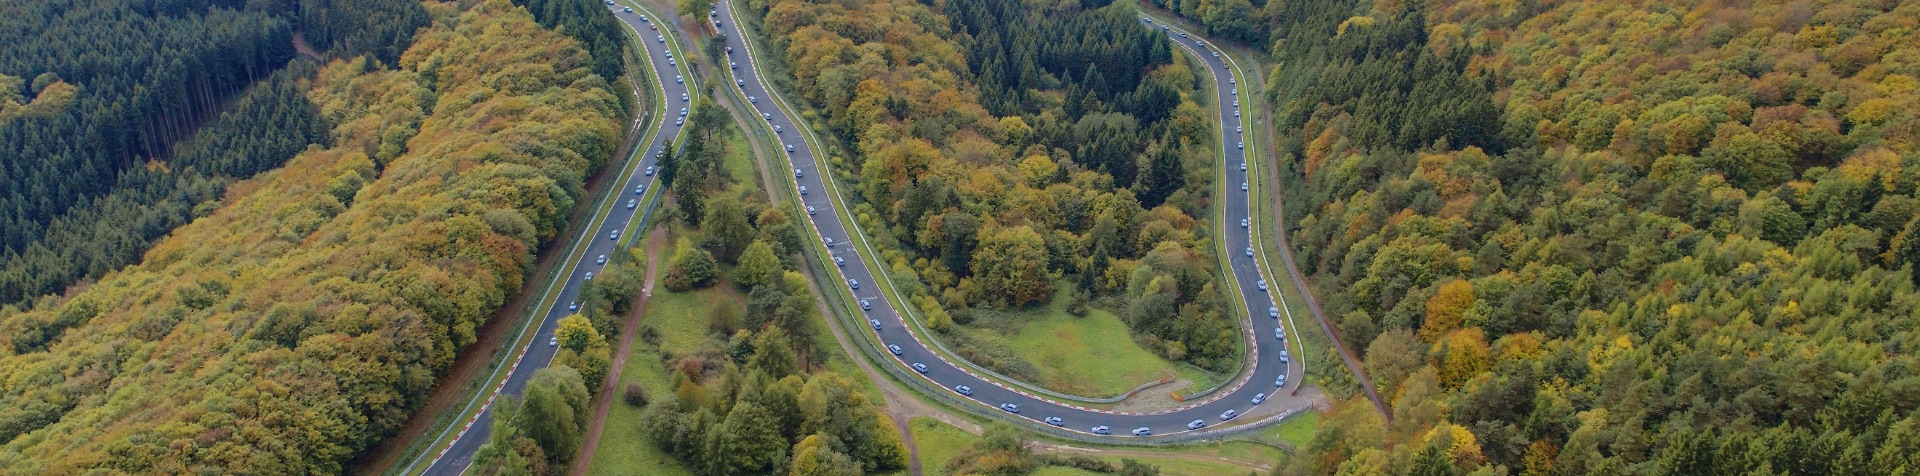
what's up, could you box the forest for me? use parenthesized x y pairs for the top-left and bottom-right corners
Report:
(742, 0), (1245, 373)
(0, 0), (431, 305)
(1205, 0), (1920, 474)
(528, 96), (908, 475)
(0, 0), (625, 471)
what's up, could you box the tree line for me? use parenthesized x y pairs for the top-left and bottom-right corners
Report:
(1239, 0), (1920, 474)
(0, 0), (626, 471)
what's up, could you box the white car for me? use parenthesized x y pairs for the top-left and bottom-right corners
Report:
(635, 185), (644, 194)
(887, 344), (902, 355)
(869, 319), (881, 329)
(679, 107), (686, 116)
(1131, 427), (1152, 436)
(1044, 416), (1063, 426)
(1236, 126), (1242, 133)
(794, 168), (803, 177)
(729, 61), (737, 69)
(1237, 141), (1243, 149)
(568, 301), (578, 311)
(675, 75), (682, 84)
(749, 96), (757, 103)
(1241, 182), (1248, 191)
(1275, 327), (1286, 339)
(1234, 109), (1240, 117)
(763, 112), (772, 119)
(627, 199), (637, 210)
(861, 300), (872, 310)
(584, 271), (594, 281)
(1220, 409), (1237, 420)
(1187, 419), (1205, 430)
(912, 363), (929, 373)
(833, 256), (845, 266)
(1251, 393), (1267, 404)
(737, 78), (745, 85)
(656, 35), (663, 42)
(1241, 218), (1248, 228)
(785, 144), (795, 153)
(799, 186), (808, 195)
(997, 403), (1019, 414)
(956, 385), (973, 396)
(609, 230), (620, 240)
(774, 125), (783, 133)
(847, 278), (859, 289)
(682, 93), (689, 102)
(806, 205), (816, 215)
(1240, 163), (1246, 171)
(675, 117), (682, 125)
(550, 336), (559, 347)
(1246, 246), (1253, 257)
(1276, 374), (1287, 387)
(597, 254), (608, 264)
(1257, 279), (1267, 291)
(1092, 426), (1112, 435)
(1279, 350), (1290, 363)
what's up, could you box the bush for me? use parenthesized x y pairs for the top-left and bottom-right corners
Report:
(623, 382), (649, 406)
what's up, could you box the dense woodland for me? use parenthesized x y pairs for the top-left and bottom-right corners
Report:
(743, 0), (1246, 374)
(0, 0), (432, 305)
(1170, 0), (1920, 474)
(0, 0), (625, 471)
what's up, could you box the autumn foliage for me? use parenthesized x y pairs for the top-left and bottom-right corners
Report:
(0, 1), (623, 471)
(1262, 0), (1920, 474)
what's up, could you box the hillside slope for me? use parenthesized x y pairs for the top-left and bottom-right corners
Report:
(1236, 0), (1920, 474)
(0, 0), (622, 472)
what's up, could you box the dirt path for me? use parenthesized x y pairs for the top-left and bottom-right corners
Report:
(350, 63), (655, 474)
(1030, 441), (1274, 473)
(571, 229), (667, 475)
(1132, 0), (1391, 421)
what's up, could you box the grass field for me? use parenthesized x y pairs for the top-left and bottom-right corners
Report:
(908, 417), (977, 472)
(584, 336), (694, 476)
(907, 417), (1276, 476)
(1266, 410), (1318, 448)
(961, 285), (1219, 397)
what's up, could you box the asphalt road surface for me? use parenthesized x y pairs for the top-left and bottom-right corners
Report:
(713, 0), (1306, 439)
(405, 3), (693, 474)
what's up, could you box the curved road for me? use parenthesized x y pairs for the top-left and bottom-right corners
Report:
(714, 1), (1305, 438)
(404, 3), (694, 474)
